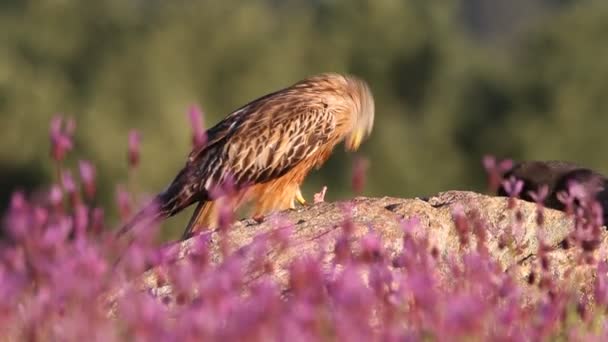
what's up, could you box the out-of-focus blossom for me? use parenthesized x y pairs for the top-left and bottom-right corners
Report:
(61, 169), (76, 195)
(452, 203), (470, 246)
(501, 176), (524, 198)
(444, 294), (485, 336)
(595, 261), (608, 307)
(483, 155), (513, 193)
(4, 125), (608, 340)
(116, 185), (132, 220)
(6, 192), (29, 240)
(313, 186), (327, 204)
(360, 232), (384, 262)
(73, 204), (89, 238)
(90, 207), (104, 235)
(128, 130), (141, 168)
(188, 105), (207, 149)
(9, 191), (27, 211)
(49, 116), (74, 162)
(49, 184), (63, 207)
(79, 160), (96, 199)
(529, 185), (549, 205)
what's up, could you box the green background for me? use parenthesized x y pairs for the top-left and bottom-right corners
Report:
(2, 0), (607, 239)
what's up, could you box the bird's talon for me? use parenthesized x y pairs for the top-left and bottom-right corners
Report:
(296, 188), (307, 206)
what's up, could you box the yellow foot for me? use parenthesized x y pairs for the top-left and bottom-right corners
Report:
(295, 188), (307, 206)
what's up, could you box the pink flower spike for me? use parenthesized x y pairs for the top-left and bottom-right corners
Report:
(49, 184), (63, 206)
(74, 203), (89, 238)
(91, 207), (105, 234)
(188, 104), (207, 148)
(529, 184), (549, 204)
(567, 180), (587, 201)
(128, 130), (141, 168)
(483, 155), (512, 193)
(482, 155), (496, 172)
(50, 116), (62, 138)
(49, 116), (74, 161)
(501, 176), (524, 197)
(33, 206), (48, 227)
(79, 160), (96, 198)
(61, 169), (76, 194)
(360, 232), (384, 262)
(116, 185), (132, 220)
(498, 159), (514, 173)
(9, 191), (26, 211)
(313, 186), (327, 204)
(401, 216), (421, 235)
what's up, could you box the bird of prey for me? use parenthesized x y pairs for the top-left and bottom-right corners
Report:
(496, 160), (608, 225)
(117, 72), (375, 239)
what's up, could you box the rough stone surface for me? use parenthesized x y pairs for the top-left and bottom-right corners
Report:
(128, 191), (607, 305)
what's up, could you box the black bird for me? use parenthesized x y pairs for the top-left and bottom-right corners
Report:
(497, 160), (608, 224)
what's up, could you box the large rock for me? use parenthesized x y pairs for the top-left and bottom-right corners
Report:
(131, 191), (606, 305)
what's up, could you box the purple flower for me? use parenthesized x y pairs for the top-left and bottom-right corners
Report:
(188, 105), (207, 149)
(452, 203), (470, 246)
(444, 294), (485, 336)
(116, 185), (132, 220)
(61, 169), (76, 194)
(313, 186), (327, 204)
(49, 184), (63, 207)
(501, 176), (524, 198)
(73, 203), (89, 238)
(12, 119), (608, 339)
(78, 160), (96, 199)
(529, 185), (549, 204)
(9, 191), (26, 211)
(483, 155), (513, 193)
(5, 192), (29, 240)
(401, 216), (421, 235)
(49, 116), (74, 162)
(90, 207), (104, 235)
(595, 261), (608, 307)
(360, 232), (384, 262)
(128, 130), (141, 168)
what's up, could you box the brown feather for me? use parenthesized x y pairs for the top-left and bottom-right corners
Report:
(117, 72), (375, 239)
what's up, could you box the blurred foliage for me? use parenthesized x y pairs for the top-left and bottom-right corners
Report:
(1, 0), (608, 236)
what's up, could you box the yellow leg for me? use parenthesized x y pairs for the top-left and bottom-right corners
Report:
(295, 187), (306, 206)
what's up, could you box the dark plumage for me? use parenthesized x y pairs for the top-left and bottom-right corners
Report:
(117, 73), (375, 239)
(497, 160), (608, 224)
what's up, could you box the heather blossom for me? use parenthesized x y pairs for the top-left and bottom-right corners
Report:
(1, 117), (608, 340)
(188, 104), (207, 149)
(313, 186), (328, 204)
(128, 130), (141, 168)
(49, 116), (75, 162)
(483, 155), (513, 193)
(79, 160), (96, 199)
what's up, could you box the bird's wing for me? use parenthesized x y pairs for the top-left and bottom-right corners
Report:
(188, 91), (338, 194)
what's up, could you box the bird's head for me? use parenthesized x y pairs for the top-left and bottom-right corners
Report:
(344, 76), (375, 151)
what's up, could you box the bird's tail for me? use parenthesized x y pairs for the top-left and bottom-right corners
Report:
(181, 201), (219, 240)
(115, 193), (170, 238)
(115, 168), (203, 238)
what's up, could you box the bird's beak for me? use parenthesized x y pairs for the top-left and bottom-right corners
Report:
(346, 129), (364, 151)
